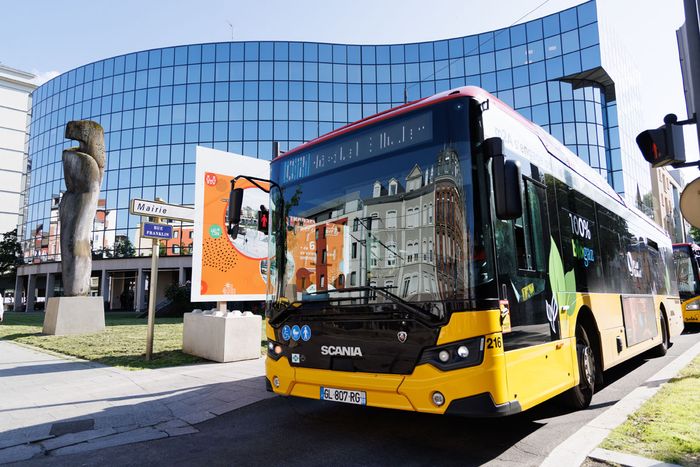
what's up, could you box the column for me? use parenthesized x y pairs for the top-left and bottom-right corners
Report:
(101, 269), (109, 298)
(25, 274), (36, 312)
(45, 273), (55, 300)
(13, 274), (23, 312)
(135, 268), (145, 312)
(178, 266), (186, 285)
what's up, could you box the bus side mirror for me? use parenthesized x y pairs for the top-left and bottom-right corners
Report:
(485, 137), (522, 220)
(227, 185), (244, 239)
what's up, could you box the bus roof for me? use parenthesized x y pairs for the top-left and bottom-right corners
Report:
(274, 86), (666, 238)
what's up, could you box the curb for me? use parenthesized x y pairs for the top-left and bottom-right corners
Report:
(588, 447), (682, 467)
(541, 339), (700, 467)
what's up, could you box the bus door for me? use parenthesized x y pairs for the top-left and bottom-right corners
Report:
(493, 166), (573, 402)
(494, 170), (554, 349)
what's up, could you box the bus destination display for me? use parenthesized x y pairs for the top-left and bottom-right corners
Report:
(278, 111), (433, 184)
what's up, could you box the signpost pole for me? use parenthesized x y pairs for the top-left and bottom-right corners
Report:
(145, 197), (166, 361)
(146, 224), (159, 361)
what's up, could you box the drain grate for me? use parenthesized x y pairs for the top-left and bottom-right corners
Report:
(49, 418), (95, 437)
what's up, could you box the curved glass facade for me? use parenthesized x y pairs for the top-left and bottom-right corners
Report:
(23, 0), (618, 262)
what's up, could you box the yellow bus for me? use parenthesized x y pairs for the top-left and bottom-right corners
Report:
(229, 86), (683, 415)
(673, 243), (700, 325)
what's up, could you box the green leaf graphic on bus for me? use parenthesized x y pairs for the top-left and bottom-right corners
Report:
(548, 238), (577, 326)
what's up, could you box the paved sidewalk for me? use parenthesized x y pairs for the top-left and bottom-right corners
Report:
(0, 341), (272, 464)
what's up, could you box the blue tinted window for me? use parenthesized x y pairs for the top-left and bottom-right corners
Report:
(465, 56), (480, 75)
(546, 57), (563, 79)
(333, 45), (346, 63)
(435, 41), (448, 60)
(481, 73), (496, 93)
(304, 43), (318, 61)
(513, 66), (529, 87)
(529, 62), (546, 83)
(527, 20), (543, 41)
(202, 44), (215, 62)
(362, 46), (376, 64)
(419, 42), (433, 61)
(464, 36), (479, 55)
(577, 2), (597, 26)
(390, 45), (404, 63)
(579, 23), (598, 49)
(543, 14), (560, 37)
(275, 42), (288, 60)
(494, 29), (510, 50)
(581, 45), (600, 70)
(528, 40), (544, 62)
(563, 52), (581, 74)
(545, 36), (561, 58)
(561, 29), (580, 54)
(319, 44), (332, 62)
(560, 9), (578, 32)
(348, 46), (361, 64)
(448, 38), (463, 58)
(495, 49), (511, 70)
(511, 45), (527, 67)
(496, 70), (512, 90)
(260, 42), (273, 60)
(405, 44), (419, 62)
(480, 53), (495, 73)
(245, 42), (259, 61)
(510, 25), (526, 46)
(479, 33), (494, 53)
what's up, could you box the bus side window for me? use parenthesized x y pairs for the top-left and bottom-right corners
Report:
(525, 180), (548, 272)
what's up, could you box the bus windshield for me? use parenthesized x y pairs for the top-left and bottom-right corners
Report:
(268, 97), (496, 319)
(674, 245), (700, 299)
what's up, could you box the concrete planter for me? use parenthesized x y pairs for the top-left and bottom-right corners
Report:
(183, 310), (262, 363)
(43, 296), (106, 335)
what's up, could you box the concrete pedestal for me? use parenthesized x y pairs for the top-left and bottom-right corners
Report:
(183, 310), (262, 363)
(43, 296), (106, 335)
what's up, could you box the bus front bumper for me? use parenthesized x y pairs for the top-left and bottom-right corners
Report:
(265, 342), (518, 416)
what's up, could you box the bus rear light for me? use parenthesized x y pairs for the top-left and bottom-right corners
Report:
(418, 337), (485, 371)
(273, 376), (280, 388)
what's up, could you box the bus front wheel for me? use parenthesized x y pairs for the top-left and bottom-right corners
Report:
(563, 325), (596, 410)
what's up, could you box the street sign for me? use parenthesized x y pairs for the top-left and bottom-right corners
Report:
(142, 222), (173, 240)
(680, 176), (700, 228)
(129, 198), (194, 222)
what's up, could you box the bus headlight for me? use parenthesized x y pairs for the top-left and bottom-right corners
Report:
(418, 337), (485, 371)
(687, 299), (700, 311)
(267, 339), (284, 360)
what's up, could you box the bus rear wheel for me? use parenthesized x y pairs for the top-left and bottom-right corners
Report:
(650, 312), (669, 357)
(563, 325), (596, 410)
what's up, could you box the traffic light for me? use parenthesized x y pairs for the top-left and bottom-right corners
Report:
(257, 205), (269, 233)
(636, 114), (686, 168)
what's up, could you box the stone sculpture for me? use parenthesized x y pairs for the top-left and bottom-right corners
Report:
(60, 120), (105, 296)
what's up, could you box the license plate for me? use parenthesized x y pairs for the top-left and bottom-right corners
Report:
(320, 386), (366, 405)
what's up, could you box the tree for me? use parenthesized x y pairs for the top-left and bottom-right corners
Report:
(690, 226), (700, 243)
(0, 229), (22, 276)
(113, 237), (136, 258)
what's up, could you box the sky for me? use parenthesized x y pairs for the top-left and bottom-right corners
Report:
(2, 0), (697, 162)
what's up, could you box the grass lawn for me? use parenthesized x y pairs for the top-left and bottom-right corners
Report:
(0, 311), (267, 370)
(601, 355), (700, 466)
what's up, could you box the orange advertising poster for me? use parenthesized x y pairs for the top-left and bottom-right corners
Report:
(283, 217), (348, 298)
(191, 147), (270, 302)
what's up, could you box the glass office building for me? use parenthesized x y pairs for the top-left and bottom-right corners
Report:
(17, 0), (635, 309)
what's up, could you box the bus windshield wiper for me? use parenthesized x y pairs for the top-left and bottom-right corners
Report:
(320, 286), (441, 324)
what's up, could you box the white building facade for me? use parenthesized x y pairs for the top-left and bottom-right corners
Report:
(0, 65), (36, 236)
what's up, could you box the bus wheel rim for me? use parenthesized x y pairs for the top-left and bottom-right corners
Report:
(582, 346), (594, 387)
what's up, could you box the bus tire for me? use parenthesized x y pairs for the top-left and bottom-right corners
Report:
(563, 325), (596, 410)
(650, 312), (669, 357)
